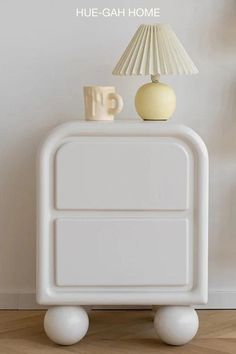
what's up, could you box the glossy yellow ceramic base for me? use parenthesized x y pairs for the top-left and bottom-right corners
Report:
(135, 82), (176, 121)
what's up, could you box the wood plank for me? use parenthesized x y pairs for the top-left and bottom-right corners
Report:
(0, 310), (235, 353)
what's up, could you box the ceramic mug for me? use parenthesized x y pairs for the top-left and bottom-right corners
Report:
(84, 86), (123, 121)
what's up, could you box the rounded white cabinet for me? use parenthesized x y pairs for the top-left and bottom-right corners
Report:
(37, 121), (208, 345)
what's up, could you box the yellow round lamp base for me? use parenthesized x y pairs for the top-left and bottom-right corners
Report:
(135, 82), (176, 121)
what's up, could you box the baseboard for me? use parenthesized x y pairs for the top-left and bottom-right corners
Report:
(0, 291), (236, 309)
(0, 293), (45, 310)
(195, 290), (236, 309)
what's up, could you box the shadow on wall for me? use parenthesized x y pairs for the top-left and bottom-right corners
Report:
(208, 0), (236, 53)
(199, 0), (236, 157)
(210, 164), (236, 271)
(191, 0), (236, 289)
(209, 0), (236, 156)
(219, 81), (236, 157)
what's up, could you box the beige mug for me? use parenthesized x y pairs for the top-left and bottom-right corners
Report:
(84, 86), (123, 121)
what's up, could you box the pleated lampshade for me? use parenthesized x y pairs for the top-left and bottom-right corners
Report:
(112, 24), (198, 76)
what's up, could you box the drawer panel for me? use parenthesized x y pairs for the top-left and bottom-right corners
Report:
(55, 218), (190, 287)
(55, 141), (190, 210)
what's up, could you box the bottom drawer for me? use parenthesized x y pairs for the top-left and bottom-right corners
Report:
(55, 218), (190, 288)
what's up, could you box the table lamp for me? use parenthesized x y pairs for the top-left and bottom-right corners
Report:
(112, 24), (198, 121)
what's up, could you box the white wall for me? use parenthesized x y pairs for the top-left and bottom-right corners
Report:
(0, 0), (236, 308)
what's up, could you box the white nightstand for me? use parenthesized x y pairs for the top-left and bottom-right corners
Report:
(37, 121), (208, 346)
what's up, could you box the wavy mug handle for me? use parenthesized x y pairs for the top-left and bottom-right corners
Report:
(108, 93), (123, 116)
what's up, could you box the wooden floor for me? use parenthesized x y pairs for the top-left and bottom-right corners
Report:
(0, 310), (236, 353)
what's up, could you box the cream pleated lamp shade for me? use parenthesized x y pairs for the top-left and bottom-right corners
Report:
(112, 24), (198, 76)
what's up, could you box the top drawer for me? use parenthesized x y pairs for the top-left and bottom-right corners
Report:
(55, 140), (190, 210)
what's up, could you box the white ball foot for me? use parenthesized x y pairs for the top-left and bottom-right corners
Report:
(154, 306), (199, 346)
(44, 306), (89, 345)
